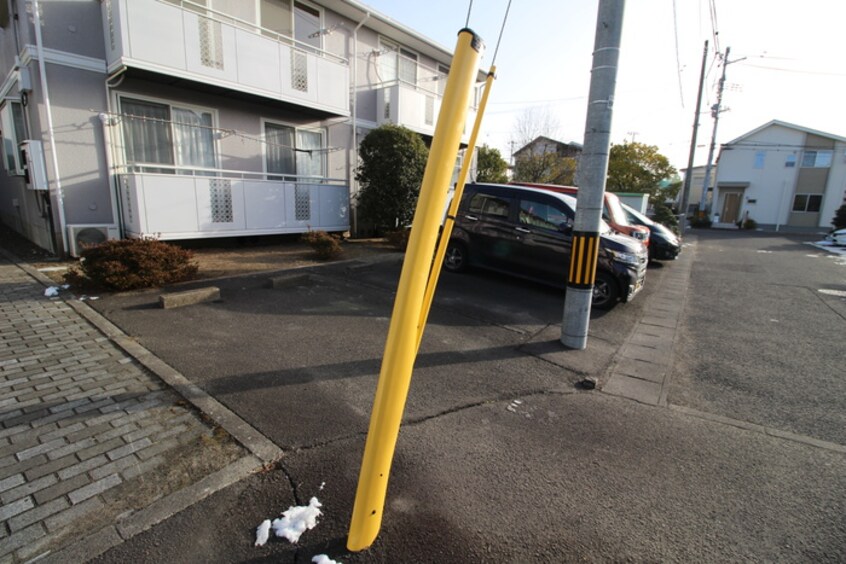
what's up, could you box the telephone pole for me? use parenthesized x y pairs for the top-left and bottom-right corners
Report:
(679, 40), (708, 228)
(561, 0), (625, 350)
(698, 46), (730, 213)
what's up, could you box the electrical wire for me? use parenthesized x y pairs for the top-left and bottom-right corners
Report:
(737, 62), (846, 77)
(490, 0), (512, 68)
(672, 0), (684, 107)
(708, 0), (720, 54)
(94, 110), (342, 153)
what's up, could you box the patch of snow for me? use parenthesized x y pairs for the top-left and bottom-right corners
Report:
(312, 555), (341, 564)
(756, 250), (773, 254)
(37, 266), (68, 272)
(255, 519), (271, 547)
(271, 497), (322, 544)
(44, 286), (60, 297)
(818, 289), (846, 298)
(319, 481), (326, 491)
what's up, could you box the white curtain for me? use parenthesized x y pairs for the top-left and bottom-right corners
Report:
(172, 108), (215, 174)
(121, 99), (173, 172)
(265, 123), (296, 180)
(296, 129), (323, 180)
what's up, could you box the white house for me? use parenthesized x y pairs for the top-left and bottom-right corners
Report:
(710, 120), (846, 231)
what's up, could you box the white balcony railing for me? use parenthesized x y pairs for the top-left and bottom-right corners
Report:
(103, 0), (350, 116)
(376, 80), (478, 141)
(117, 165), (349, 239)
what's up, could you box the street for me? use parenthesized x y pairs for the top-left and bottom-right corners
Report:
(83, 229), (846, 563)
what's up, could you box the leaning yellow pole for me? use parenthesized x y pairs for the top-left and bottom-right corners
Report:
(347, 29), (483, 552)
(416, 66), (496, 351)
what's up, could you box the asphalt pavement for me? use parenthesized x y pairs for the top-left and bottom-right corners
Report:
(79, 230), (846, 563)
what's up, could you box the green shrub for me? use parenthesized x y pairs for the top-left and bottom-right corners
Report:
(742, 218), (757, 230)
(832, 204), (846, 229)
(302, 230), (342, 260)
(652, 203), (679, 233)
(64, 239), (198, 291)
(355, 124), (428, 235)
(385, 228), (411, 251)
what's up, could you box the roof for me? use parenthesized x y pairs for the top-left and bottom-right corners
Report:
(725, 120), (846, 146)
(513, 136), (584, 157)
(319, 0), (487, 79)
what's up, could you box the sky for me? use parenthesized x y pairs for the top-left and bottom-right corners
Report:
(357, 0), (846, 174)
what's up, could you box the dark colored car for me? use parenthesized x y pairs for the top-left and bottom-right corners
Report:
(620, 203), (681, 261)
(443, 183), (648, 309)
(511, 182), (651, 247)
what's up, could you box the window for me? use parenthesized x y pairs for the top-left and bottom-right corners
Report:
(379, 39), (418, 86)
(754, 151), (765, 169)
(785, 154), (796, 168)
(259, 0), (321, 50)
(519, 199), (571, 232)
(120, 97), (215, 174)
(468, 193), (510, 218)
(801, 150), (833, 168)
(1, 100), (26, 175)
(792, 194), (823, 213)
(264, 122), (325, 180)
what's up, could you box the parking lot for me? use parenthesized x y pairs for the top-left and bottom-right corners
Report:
(84, 230), (846, 562)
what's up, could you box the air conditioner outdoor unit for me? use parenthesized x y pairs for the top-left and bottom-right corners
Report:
(67, 224), (119, 257)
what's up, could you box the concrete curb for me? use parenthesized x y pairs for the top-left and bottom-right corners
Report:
(159, 286), (221, 309)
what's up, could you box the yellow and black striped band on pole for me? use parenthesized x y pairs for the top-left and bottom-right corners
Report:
(568, 231), (600, 289)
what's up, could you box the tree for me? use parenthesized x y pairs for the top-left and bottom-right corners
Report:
(512, 106), (561, 147)
(832, 203), (846, 229)
(606, 142), (677, 204)
(476, 145), (508, 183)
(355, 124), (428, 234)
(513, 154), (577, 185)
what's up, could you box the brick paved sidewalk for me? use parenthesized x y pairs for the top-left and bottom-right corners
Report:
(0, 257), (247, 562)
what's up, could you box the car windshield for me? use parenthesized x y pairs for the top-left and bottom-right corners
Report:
(621, 203), (653, 225)
(558, 193), (613, 234)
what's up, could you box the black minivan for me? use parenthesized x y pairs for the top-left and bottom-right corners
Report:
(443, 183), (648, 309)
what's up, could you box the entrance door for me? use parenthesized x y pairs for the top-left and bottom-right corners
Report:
(721, 192), (742, 224)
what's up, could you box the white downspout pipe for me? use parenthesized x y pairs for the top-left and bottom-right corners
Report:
(32, 0), (68, 254)
(102, 69), (126, 237)
(350, 11), (370, 236)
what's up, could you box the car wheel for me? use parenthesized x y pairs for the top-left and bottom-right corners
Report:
(592, 271), (619, 310)
(443, 240), (469, 272)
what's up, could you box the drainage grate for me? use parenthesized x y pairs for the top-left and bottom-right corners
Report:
(210, 179), (233, 223)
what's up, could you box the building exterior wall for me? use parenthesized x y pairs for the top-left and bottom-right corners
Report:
(0, 0), (470, 252)
(714, 123), (846, 230)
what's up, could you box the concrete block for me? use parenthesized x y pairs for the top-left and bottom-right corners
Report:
(603, 374), (661, 405)
(158, 287), (220, 309)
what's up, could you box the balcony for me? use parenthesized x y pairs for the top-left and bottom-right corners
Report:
(117, 166), (349, 240)
(375, 79), (478, 142)
(102, 0), (350, 116)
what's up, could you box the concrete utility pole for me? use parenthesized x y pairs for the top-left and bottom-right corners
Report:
(561, 0), (625, 350)
(698, 46), (730, 213)
(679, 40), (708, 229)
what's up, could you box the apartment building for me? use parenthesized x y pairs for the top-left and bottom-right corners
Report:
(0, 0), (481, 255)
